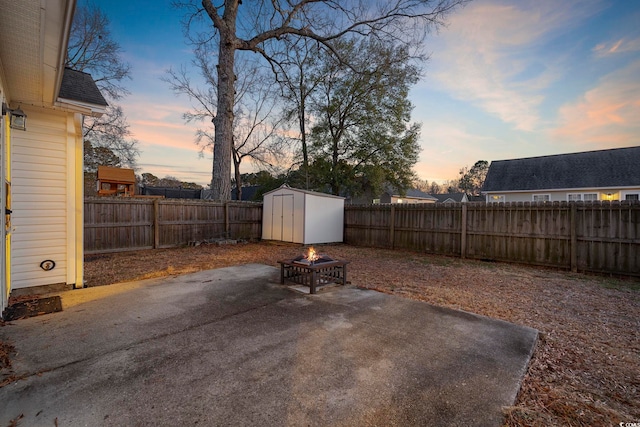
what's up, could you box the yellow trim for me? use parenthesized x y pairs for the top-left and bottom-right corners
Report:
(74, 114), (83, 288)
(66, 113), (84, 288)
(4, 115), (11, 299)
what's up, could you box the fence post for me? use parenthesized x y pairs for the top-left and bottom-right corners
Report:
(461, 203), (467, 259)
(389, 205), (395, 249)
(224, 201), (230, 238)
(570, 203), (577, 272)
(153, 199), (160, 249)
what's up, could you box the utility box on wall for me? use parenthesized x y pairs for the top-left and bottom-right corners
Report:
(262, 185), (344, 244)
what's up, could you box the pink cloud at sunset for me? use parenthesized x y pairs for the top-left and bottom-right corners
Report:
(120, 92), (206, 152)
(413, 123), (502, 183)
(553, 60), (640, 147)
(593, 37), (640, 57)
(425, 0), (603, 132)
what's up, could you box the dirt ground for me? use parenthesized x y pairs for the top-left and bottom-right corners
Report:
(12, 242), (640, 425)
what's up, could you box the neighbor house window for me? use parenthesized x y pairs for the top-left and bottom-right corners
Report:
(489, 195), (505, 203)
(568, 193), (598, 201)
(625, 194), (639, 201)
(532, 194), (550, 202)
(372, 198), (381, 204)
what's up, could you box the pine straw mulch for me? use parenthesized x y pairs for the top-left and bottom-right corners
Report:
(0, 319), (18, 388)
(5, 242), (640, 425)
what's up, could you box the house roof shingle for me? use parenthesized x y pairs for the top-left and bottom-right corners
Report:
(386, 187), (438, 201)
(432, 193), (466, 203)
(97, 166), (136, 184)
(482, 146), (640, 192)
(58, 68), (108, 106)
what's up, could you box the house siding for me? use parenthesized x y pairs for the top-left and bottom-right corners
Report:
(389, 196), (436, 204)
(485, 188), (640, 203)
(10, 107), (70, 289)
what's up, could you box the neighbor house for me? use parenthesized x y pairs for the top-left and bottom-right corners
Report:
(375, 187), (438, 204)
(97, 166), (137, 196)
(1, 0), (107, 312)
(432, 193), (469, 203)
(482, 147), (640, 203)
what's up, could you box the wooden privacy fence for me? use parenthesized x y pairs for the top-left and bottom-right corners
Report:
(344, 201), (640, 277)
(84, 198), (263, 254)
(85, 198), (640, 276)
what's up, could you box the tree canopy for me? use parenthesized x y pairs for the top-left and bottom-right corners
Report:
(307, 39), (421, 197)
(458, 160), (489, 195)
(140, 173), (203, 189)
(178, 0), (468, 200)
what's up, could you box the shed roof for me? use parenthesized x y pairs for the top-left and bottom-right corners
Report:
(264, 184), (345, 200)
(483, 146), (640, 192)
(97, 166), (136, 184)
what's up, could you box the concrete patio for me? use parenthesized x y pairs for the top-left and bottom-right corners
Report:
(0, 264), (537, 426)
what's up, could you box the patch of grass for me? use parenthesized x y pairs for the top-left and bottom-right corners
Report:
(414, 254), (461, 267)
(597, 277), (640, 292)
(473, 258), (513, 272)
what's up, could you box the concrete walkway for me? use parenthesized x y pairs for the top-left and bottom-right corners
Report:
(0, 264), (537, 426)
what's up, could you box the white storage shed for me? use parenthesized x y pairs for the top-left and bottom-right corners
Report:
(262, 185), (344, 244)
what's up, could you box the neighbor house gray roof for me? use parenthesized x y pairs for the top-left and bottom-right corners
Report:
(432, 193), (466, 203)
(483, 146), (640, 192)
(58, 68), (108, 106)
(386, 187), (438, 201)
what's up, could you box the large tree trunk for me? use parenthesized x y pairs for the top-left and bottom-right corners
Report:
(210, 2), (238, 201)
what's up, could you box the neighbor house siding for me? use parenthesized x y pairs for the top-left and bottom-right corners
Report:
(486, 188), (640, 203)
(10, 107), (69, 289)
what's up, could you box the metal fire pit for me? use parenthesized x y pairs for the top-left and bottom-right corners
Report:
(277, 255), (348, 294)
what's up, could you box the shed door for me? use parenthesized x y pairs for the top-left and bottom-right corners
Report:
(272, 194), (294, 242)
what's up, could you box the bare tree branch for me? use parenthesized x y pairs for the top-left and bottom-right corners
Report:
(178, 0), (468, 199)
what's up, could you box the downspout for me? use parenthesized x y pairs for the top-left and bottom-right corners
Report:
(0, 105), (5, 311)
(52, 0), (77, 103)
(74, 113), (84, 288)
(59, 1), (82, 289)
(64, 112), (84, 289)
(2, 107), (11, 309)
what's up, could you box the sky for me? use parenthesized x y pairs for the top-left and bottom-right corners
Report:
(88, 0), (640, 187)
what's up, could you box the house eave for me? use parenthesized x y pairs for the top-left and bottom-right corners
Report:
(56, 97), (106, 117)
(52, 0), (77, 106)
(0, 0), (77, 107)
